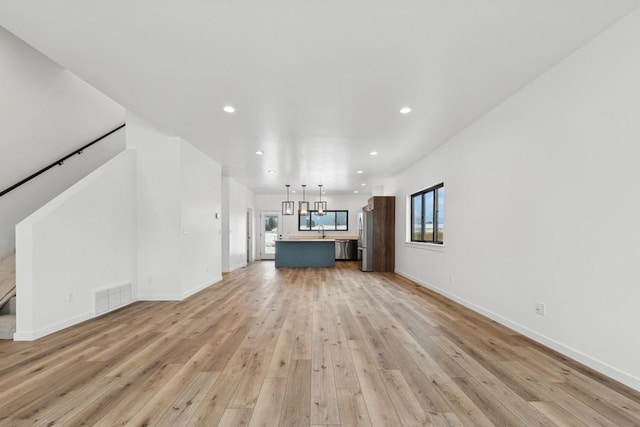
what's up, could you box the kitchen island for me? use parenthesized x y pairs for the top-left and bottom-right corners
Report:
(275, 239), (335, 268)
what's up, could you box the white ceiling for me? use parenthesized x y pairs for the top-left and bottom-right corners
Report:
(1, 0), (638, 194)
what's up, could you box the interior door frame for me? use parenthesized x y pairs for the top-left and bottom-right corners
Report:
(260, 211), (281, 260)
(246, 208), (253, 262)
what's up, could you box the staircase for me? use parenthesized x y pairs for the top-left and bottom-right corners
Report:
(0, 253), (16, 339)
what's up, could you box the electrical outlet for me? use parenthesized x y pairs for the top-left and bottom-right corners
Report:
(535, 302), (546, 316)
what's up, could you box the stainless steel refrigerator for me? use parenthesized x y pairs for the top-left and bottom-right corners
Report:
(357, 211), (374, 271)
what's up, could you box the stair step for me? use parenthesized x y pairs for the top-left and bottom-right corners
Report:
(0, 314), (16, 340)
(0, 253), (16, 276)
(0, 297), (16, 315)
(0, 283), (16, 310)
(0, 253), (16, 311)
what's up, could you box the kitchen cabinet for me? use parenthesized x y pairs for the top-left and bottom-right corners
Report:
(364, 196), (395, 272)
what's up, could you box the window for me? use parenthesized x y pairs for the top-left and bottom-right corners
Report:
(411, 183), (444, 243)
(299, 210), (349, 231)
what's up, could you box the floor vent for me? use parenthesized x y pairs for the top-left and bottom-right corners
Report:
(95, 283), (133, 315)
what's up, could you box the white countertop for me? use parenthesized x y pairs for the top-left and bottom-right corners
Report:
(279, 239), (335, 242)
(287, 234), (358, 240)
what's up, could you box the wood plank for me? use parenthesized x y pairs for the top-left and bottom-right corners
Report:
(155, 371), (220, 427)
(311, 301), (340, 425)
(265, 316), (296, 378)
(501, 360), (621, 427)
(280, 359), (312, 426)
(429, 412), (465, 427)
(218, 408), (254, 427)
(336, 388), (372, 427)
(189, 347), (254, 425)
(0, 261), (637, 426)
(379, 369), (432, 426)
(229, 347), (271, 408)
(431, 335), (555, 426)
(530, 401), (589, 427)
(453, 376), (525, 426)
(348, 339), (402, 426)
(92, 363), (182, 426)
(249, 377), (286, 427)
(326, 312), (360, 389)
(126, 344), (218, 425)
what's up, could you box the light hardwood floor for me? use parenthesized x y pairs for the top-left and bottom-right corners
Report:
(0, 261), (639, 426)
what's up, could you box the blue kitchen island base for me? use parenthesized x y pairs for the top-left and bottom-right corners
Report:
(275, 240), (336, 268)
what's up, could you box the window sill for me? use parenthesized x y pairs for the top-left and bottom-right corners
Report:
(404, 241), (445, 252)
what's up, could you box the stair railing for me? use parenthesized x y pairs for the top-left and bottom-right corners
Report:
(0, 123), (126, 199)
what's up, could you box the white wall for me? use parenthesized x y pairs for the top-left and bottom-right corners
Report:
(15, 150), (137, 340)
(222, 177), (255, 272)
(387, 9), (640, 391)
(254, 193), (369, 258)
(0, 26), (125, 259)
(127, 115), (181, 299)
(180, 141), (223, 293)
(127, 114), (222, 300)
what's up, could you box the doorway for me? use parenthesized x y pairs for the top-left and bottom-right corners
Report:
(260, 211), (281, 260)
(246, 209), (253, 263)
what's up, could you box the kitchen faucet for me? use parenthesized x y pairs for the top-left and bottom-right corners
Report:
(318, 224), (325, 238)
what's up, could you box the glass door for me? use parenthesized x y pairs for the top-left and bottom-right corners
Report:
(260, 211), (281, 260)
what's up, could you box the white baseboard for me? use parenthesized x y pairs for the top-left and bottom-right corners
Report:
(395, 269), (640, 392)
(14, 311), (93, 341)
(180, 276), (223, 299)
(226, 262), (247, 273)
(13, 276), (225, 341)
(137, 294), (183, 301)
(139, 276), (223, 301)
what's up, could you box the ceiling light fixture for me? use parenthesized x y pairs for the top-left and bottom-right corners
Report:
(267, 169), (276, 174)
(314, 184), (327, 216)
(299, 185), (309, 215)
(223, 105), (235, 113)
(357, 170), (364, 174)
(282, 185), (294, 216)
(400, 106), (412, 114)
(369, 151), (378, 156)
(255, 150), (264, 155)
(361, 183), (367, 186)
(354, 190), (359, 194)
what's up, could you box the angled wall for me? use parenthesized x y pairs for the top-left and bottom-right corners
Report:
(0, 26), (125, 259)
(15, 150), (137, 340)
(15, 114), (225, 340)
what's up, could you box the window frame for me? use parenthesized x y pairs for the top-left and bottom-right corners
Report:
(298, 210), (349, 231)
(410, 183), (444, 244)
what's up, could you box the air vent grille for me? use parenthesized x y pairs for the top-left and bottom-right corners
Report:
(95, 283), (133, 315)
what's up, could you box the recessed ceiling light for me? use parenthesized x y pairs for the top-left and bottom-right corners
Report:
(369, 151), (378, 156)
(361, 183), (367, 186)
(356, 170), (364, 174)
(400, 106), (412, 114)
(267, 169), (276, 174)
(223, 105), (235, 113)
(255, 150), (264, 155)
(291, 190), (296, 193)
(354, 190), (359, 194)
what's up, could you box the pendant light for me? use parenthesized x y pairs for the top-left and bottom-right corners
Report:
(282, 184), (294, 215)
(314, 184), (327, 215)
(299, 184), (309, 215)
